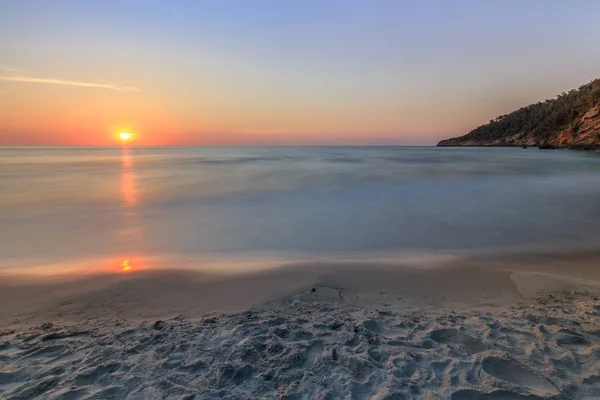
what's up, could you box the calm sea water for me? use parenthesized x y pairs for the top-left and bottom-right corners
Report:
(2, 146), (600, 275)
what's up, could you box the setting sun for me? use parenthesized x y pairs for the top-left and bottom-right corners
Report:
(119, 132), (133, 141)
(120, 260), (132, 272)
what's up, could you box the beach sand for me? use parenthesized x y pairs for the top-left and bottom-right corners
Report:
(1, 255), (600, 399)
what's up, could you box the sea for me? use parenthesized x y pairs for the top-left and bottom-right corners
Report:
(2, 146), (600, 276)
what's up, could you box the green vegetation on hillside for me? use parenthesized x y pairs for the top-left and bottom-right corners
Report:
(439, 79), (600, 148)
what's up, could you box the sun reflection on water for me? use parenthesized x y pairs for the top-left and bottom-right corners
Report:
(118, 145), (142, 274)
(120, 147), (137, 207)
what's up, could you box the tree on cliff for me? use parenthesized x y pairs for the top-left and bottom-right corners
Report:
(439, 79), (600, 147)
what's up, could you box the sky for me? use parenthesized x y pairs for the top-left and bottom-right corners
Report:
(1, 0), (600, 146)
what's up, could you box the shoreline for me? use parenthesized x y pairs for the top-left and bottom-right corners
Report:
(436, 143), (600, 151)
(3, 249), (600, 324)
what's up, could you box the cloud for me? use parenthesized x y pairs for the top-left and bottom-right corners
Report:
(0, 72), (140, 92)
(0, 65), (28, 74)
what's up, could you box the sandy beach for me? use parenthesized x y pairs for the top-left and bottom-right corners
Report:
(2, 254), (600, 399)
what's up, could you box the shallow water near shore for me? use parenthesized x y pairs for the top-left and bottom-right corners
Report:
(2, 146), (600, 276)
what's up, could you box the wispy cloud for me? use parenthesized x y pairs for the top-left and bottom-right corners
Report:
(0, 67), (139, 92)
(0, 64), (27, 74)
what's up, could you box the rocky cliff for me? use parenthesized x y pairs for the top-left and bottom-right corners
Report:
(438, 79), (600, 150)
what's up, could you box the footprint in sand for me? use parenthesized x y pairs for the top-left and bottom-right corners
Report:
(18, 344), (68, 360)
(451, 389), (544, 400)
(162, 354), (186, 369)
(217, 363), (254, 386)
(0, 370), (25, 396)
(0, 370), (21, 386)
(392, 359), (420, 380)
(581, 374), (600, 394)
(52, 387), (89, 400)
(363, 320), (382, 333)
(555, 330), (591, 350)
(497, 327), (536, 341)
(302, 341), (324, 368)
(0, 341), (13, 353)
(431, 359), (453, 376)
(368, 347), (387, 362)
(430, 329), (485, 353)
(41, 330), (89, 342)
(179, 359), (207, 374)
(75, 362), (123, 386)
(451, 389), (481, 400)
(363, 320), (403, 339)
(6, 376), (59, 399)
(87, 386), (121, 399)
(481, 357), (558, 397)
(585, 330), (600, 342)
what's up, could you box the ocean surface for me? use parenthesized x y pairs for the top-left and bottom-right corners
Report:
(2, 146), (600, 275)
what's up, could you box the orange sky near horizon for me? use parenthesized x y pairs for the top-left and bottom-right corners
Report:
(0, 72), (563, 147)
(0, 83), (474, 146)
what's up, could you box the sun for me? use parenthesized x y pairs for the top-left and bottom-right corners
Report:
(120, 260), (132, 272)
(119, 132), (133, 141)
